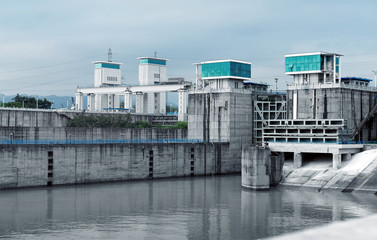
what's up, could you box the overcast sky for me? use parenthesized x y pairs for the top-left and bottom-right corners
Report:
(1, 0), (377, 96)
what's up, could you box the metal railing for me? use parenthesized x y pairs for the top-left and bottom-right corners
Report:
(0, 138), (229, 145)
(267, 139), (374, 145)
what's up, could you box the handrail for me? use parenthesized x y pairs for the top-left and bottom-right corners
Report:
(266, 139), (373, 145)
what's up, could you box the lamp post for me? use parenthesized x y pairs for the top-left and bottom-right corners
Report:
(372, 70), (377, 88)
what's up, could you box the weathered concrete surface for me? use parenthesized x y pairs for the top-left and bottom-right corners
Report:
(270, 142), (364, 170)
(241, 147), (284, 189)
(0, 142), (233, 189)
(270, 214), (377, 240)
(242, 146), (270, 189)
(0, 126), (187, 141)
(287, 86), (377, 141)
(0, 108), (153, 128)
(281, 149), (377, 192)
(188, 91), (253, 173)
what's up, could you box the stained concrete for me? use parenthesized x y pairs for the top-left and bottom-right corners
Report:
(281, 149), (377, 192)
(0, 142), (233, 190)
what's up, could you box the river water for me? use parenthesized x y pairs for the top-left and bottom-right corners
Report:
(0, 175), (376, 239)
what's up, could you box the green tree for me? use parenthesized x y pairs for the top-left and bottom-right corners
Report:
(6, 94), (52, 109)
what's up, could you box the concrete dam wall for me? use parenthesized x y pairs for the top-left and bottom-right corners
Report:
(0, 108), (153, 128)
(0, 127), (187, 141)
(0, 142), (236, 190)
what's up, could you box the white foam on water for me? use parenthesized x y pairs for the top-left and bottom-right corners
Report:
(342, 149), (377, 172)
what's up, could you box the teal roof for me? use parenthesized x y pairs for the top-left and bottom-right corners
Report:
(139, 58), (167, 65)
(94, 62), (120, 69)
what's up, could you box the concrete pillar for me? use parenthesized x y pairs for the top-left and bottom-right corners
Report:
(107, 94), (114, 109)
(178, 89), (187, 121)
(333, 153), (342, 170)
(124, 91), (132, 110)
(135, 92), (144, 114)
(153, 92), (160, 114)
(114, 95), (120, 109)
(87, 93), (95, 111)
(159, 92), (166, 114)
(75, 92), (83, 111)
(293, 152), (302, 169)
(241, 146), (271, 190)
(345, 153), (352, 162)
(95, 94), (102, 111)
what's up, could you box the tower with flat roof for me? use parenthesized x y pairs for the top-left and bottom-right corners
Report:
(283, 51), (377, 142)
(196, 59), (251, 91)
(138, 57), (167, 85)
(92, 61), (122, 87)
(285, 52), (342, 86)
(137, 57), (168, 114)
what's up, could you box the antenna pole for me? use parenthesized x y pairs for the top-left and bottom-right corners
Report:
(108, 48), (112, 62)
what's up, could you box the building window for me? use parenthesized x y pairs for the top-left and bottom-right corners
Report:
(154, 73), (160, 79)
(107, 76), (117, 82)
(235, 82), (239, 89)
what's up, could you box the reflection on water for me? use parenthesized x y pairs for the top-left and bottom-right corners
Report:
(0, 175), (376, 239)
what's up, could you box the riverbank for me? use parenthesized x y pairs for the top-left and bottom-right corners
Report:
(281, 149), (377, 193)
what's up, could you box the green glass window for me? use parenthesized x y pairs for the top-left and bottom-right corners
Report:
(285, 54), (322, 73)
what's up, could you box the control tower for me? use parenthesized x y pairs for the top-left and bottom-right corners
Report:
(92, 61), (122, 87)
(137, 57), (168, 114)
(285, 52), (342, 86)
(285, 51), (377, 141)
(89, 53), (122, 111)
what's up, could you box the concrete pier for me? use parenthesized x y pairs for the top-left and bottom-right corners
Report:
(241, 146), (271, 190)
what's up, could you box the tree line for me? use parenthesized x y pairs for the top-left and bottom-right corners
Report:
(3, 94), (52, 109)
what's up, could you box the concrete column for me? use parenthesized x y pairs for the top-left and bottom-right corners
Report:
(114, 95), (120, 109)
(124, 91), (132, 110)
(159, 92), (166, 114)
(178, 89), (187, 121)
(94, 94), (101, 111)
(87, 93), (95, 111)
(107, 94), (114, 109)
(135, 92), (144, 114)
(75, 92), (83, 111)
(153, 92), (160, 114)
(293, 152), (302, 169)
(333, 153), (342, 170)
(345, 153), (352, 162)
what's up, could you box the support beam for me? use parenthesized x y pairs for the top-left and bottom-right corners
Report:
(135, 92), (144, 114)
(332, 153), (342, 170)
(124, 91), (132, 110)
(75, 92), (83, 111)
(178, 89), (187, 121)
(293, 152), (302, 169)
(87, 93), (95, 111)
(95, 94), (102, 111)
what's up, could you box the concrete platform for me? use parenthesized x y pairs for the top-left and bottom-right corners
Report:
(269, 142), (364, 169)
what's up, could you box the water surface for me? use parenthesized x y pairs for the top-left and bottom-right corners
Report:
(0, 175), (376, 239)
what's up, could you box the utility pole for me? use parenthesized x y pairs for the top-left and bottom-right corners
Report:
(372, 70), (377, 88)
